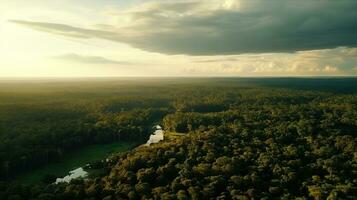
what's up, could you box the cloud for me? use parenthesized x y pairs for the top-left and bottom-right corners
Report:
(193, 54), (266, 63)
(184, 62), (342, 76)
(185, 47), (357, 75)
(53, 54), (132, 65)
(10, 0), (357, 55)
(323, 65), (338, 73)
(9, 20), (112, 39)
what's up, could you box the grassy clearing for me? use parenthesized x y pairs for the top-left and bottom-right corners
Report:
(17, 142), (138, 184)
(165, 131), (186, 141)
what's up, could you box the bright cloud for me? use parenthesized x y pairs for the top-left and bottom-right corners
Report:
(1, 0), (357, 77)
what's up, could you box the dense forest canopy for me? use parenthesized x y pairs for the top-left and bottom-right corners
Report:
(0, 78), (356, 200)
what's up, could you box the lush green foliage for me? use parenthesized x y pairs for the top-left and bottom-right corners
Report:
(18, 142), (137, 184)
(0, 78), (356, 199)
(0, 79), (173, 179)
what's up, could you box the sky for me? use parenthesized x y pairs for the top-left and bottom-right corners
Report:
(0, 0), (357, 77)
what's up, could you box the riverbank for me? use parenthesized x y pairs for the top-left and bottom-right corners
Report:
(17, 125), (169, 184)
(16, 142), (138, 184)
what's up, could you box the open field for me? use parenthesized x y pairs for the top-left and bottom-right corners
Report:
(17, 141), (138, 184)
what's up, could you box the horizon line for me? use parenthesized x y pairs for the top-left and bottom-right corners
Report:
(1, 75), (357, 79)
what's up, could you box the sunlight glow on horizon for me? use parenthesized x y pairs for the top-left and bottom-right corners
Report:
(0, 0), (356, 77)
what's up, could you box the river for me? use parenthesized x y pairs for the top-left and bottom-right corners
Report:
(55, 125), (164, 183)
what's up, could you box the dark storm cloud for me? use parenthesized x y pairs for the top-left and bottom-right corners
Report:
(10, 0), (357, 55)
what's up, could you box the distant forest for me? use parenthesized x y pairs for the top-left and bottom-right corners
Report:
(0, 78), (356, 200)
